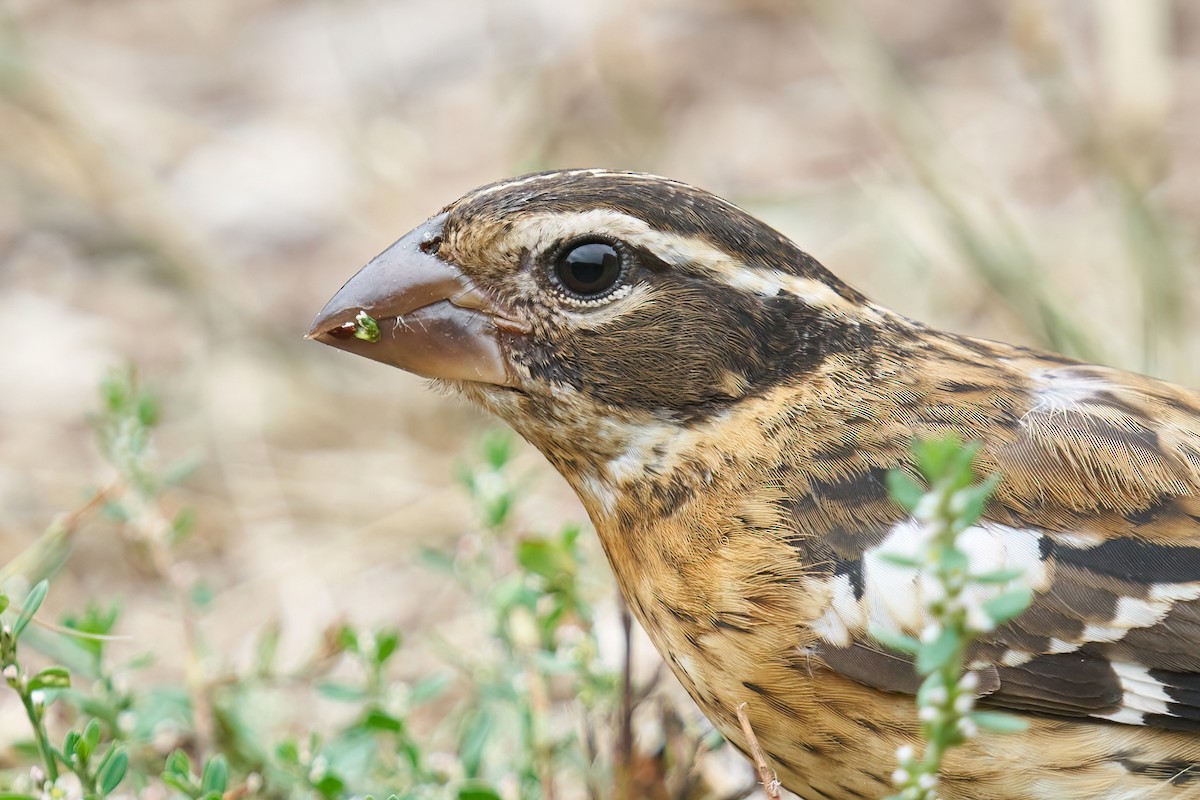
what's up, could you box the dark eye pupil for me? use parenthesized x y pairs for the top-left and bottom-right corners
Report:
(556, 242), (622, 297)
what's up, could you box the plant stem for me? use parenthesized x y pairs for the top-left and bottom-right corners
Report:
(19, 689), (59, 782)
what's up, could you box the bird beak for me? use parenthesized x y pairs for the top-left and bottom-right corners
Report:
(306, 213), (525, 387)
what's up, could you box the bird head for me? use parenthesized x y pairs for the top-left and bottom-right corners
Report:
(308, 170), (879, 469)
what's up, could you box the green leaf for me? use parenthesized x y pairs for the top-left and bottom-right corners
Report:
(458, 706), (494, 777)
(956, 474), (1000, 528)
(29, 666), (70, 691)
(876, 551), (921, 569)
(97, 747), (128, 795)
(165, 748), (193, 778)
(982, 587), (1034, 626)
(0, 595), (9, 615)
(168, 507), (197, 545)
(941, 548), (970, 573)
(189, 581), (215, 609)
(914, 435), (962, 481)
(970, 710), (1029, 733)
(482, 433), (513, 469)
(409, 672), (451, 704)
(972, 567), (1026, 584)
(276, 739), (300, 764)
(82, 718), (101, 755)
(254, 621), (280, 676)
(160, 774), (194, 794)
(457, 785), (504, 800)
(886, 470), (925, 513)
(916, 628), (958, 674)
(200, 754), (229, 795)
(135, 390), (159, 427)
(352, 311), (381, 343)
(63, 731), (80, 763)
(312, 772), (346, 799)
(14, 580), (49, 638)
(317, 682), (368, 702)
(374, 628), (401, 665)
(359, 708), (403, 733)
(870, 626), (921, 655)
(417, 547), (455, 573)
(335, 625), (358, 653)
(516, 539), (572, 580)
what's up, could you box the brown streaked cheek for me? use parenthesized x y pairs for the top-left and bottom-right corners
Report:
(549, 280), (860, 413)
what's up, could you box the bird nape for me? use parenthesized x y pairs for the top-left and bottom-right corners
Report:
(309, 169), (1200, 800)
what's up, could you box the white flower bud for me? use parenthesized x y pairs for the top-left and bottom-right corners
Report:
(959, 672), (979, 692)
(919, 773), (939, 790)
(925, 686), (947, 706)
(2, 665), (18, 681)
(954, 693), (975, 714)
(914, 494), (941, 522)
(117, 711), (136, 734)
(958, 717), (978, 737)
(896, 744), (915, 763)
(966, 604), (996, 633)
(919, 706), (939, 722)
(893, 769), (910, 784)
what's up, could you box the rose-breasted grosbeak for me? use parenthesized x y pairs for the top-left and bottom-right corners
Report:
(309, 170), (1200, 799)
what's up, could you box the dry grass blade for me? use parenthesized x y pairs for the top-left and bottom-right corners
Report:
(736, 702), (782, 800)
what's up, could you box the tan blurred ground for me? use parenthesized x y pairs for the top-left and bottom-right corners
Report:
(0, 1), (1197, 796)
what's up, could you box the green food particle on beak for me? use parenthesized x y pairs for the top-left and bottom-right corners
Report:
(353, 311), (381, 343)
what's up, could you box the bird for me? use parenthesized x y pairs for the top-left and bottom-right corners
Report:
(308, 169), (1200, 799)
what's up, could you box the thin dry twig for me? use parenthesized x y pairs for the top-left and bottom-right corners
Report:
(615, 597), (635, 800)
(736, 702), (782, 800)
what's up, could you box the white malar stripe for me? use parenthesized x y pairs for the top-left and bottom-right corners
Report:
(603, 418), (697, 486)
(577, 474), (617, 517)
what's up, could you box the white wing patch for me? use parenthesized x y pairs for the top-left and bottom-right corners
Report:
(811, 521), (1050, 647)
(1097, 663), (1171, 724)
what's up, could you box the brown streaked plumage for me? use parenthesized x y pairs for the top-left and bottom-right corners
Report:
(309, 169), (1200, 799)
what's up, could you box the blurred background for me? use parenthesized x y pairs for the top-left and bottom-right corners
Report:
(0, 0), (1197, 797)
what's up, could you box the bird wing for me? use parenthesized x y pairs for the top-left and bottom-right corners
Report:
(800, 349), (1200, 732)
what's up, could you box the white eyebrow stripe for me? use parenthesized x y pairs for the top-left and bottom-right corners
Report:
(494, 209), (866, 315)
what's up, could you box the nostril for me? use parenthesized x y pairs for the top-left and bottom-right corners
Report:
(420, 235), (442, 255)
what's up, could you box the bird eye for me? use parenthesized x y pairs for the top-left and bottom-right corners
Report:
(553, 240), (623, 299)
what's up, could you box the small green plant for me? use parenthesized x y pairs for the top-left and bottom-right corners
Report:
(878, 436), (1032, 800)
(353, 311), (382, 343)
(2, 369), (734, 799)
(0, 579), (130, 800)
